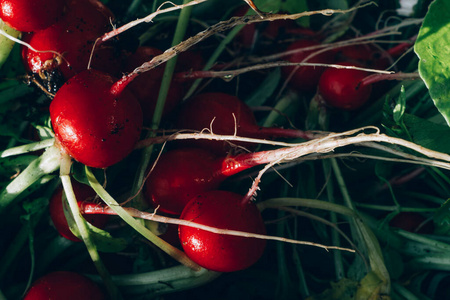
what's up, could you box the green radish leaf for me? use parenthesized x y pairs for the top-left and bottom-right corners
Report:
(403, 113), (450, 154)
(415, 0), (450, 126)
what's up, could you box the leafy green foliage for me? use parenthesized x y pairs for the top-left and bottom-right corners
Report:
(415, 0), (450, 126)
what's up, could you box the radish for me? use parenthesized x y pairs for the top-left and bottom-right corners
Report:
(175, 92), (316, 154)
(0, 0), (65, 32)
(144, 144), (298, 215)
(49, 69), (143, 168)
(23, 271), (105, 300)
(335, 43), (390, 69)
(178, 190), (266, 272)
(318, 63), (372, 111)
(124, 46), (184, 122)
(144, 148), (223, 215)
(49, 181), (109, 242)
(21, 0), (118, 86)
(281, 39), (335, 91)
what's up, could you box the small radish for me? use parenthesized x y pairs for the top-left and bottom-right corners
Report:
(0, 0), (65, 32)
(23, 271), (105, 300)
(49, 181), (109, 242)
(124, 46), (184, 122)
(335, 43), (390, 69)
(175, 92), (315, 154)
(144, 144), (295, 215)
(179, 190), (266, 272)
(21, 0), (118, 86)
(318, 63), (372, 111)
(144, 148), (223, 215)
(281, 39), (335, 91)
(49, 69), (143, 168)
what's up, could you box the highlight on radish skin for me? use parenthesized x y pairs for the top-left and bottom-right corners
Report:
(0, 0), (65, 32)
(178, 190), (266, 272)
(50, 69), (143, 169)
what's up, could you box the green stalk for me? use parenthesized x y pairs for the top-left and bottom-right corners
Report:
(60, 154), (122, 300)
(86, 166), (202, 271)
(322, 160), (344, 280)
(0, 145), (60, 213)
(354, 203), (437, 212)
(275, 211), (292, 298)
(0, 139), (55, 158)
(330, 158), (391, 295)
(258, 197), (357, 217)
(90, 265), (219, 296)
(131, 0), (194, 202)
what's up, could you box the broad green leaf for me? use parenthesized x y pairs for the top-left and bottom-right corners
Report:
(403, 113), (450, 154)
(415, 0), (450, 126)
(0, 20), (20, 69)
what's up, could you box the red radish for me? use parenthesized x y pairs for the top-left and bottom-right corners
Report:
(0, 0), (65, 32)
(179, 190), (266, 272)
(21, 0), (118, 85)
(49, 181), (109, 242)
(49, 69), (143, 168)
(318, 63), (372, 110)
(335, 43), (390, 69)
(144, 145), (293, 215)
(124, 46), (184, 122)
(281, 39), (335, 91)
(175, 92), (315, 154)
(23, 271), (105, 300)
(144, 148), (223, 215)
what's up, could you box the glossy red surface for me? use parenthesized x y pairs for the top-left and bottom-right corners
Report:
(179, 190), (266, 272)
(24, 271), (105, 299)
(50, 69), (143, 168)
(0, 0), (65, 32)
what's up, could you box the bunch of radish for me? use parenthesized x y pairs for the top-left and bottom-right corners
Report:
(0, 0), (428, 298)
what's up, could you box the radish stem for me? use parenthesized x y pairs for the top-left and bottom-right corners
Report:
(85, 166), (202, 271)
(331, 158), (391, 294)
(0, 139), (55, 158)
(322, 160), (345, 280)
(60, 153), (122, 300)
